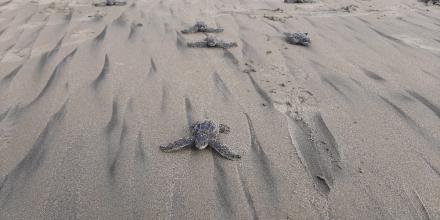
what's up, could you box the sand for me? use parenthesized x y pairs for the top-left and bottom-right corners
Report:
(0, 0), (439, 219)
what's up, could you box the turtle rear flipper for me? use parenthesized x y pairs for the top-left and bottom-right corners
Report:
(218, 42), (238, 49)
(160, 136), (194, 152)
(205, 28), (224, 33)
(209, 140), (241, 160)
(94, 2), (107, 6)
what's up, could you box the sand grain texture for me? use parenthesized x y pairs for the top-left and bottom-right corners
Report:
(0, 0), (440, 219)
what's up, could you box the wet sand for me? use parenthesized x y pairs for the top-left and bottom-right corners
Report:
(0, 0), (440, 219)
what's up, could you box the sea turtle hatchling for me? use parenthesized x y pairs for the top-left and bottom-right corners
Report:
(420, 0), (440, 5)
(160, 120), (241, 160)
(94, 0), (127, 6)
(181, 21), (224, 34)
(284, 32), (311, 46)
(187, 35), (238, 49)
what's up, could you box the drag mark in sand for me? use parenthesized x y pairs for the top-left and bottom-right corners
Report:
(148, 57), (157, 78)
(212, 72), (232, 100)
(421, 69), (440, 81)
(17, 17), (49, 52)
(380, 96), (419, 128)
(237, 166), (258, 220)
(415, 11), (440, 24)
(357, 17), (371, 25)
(362, 185), (393, 219)
(213, 156), (234, 219)
(0, 64), (23, 89)
(223, 50), (239, 66)
(360, 67), (385, 82)
(38, 35), (66, 72)
(321, 77), (349, 99)
(246, 72), (273, 107)
(350, 77), (364, 89)
(380, 96), (438, 144)
(396, 17), (431, 31)
(184, 97), (195, 127)
(113, 13), (127, 26)
(244, 113), (279, 204)
(175, 31), (185, 50)
(405, 90), (440, 119)
(160, 84), (169, 113)
(64, 9), (73, 23)
(0, 27), (7, 37)
(369, 27), (408, 47)
(22, 12), (37, 26)
(0, 43), (15, 62)
(292, 118), (331, 194)
(135, 131), (146, 163)
(421, 157), (440, 177)
(128, 22), (140, 40)
(105, 98), (119, 135)
(310, 60), (350, 100)
(104, 97), (128, 182)
(290, 113), (342, 195)
(94, 25), (108, 42)
(410, 190), (431, 220)
(0, 101), (67, 208)
(29, 48), (77, 106)
(263, 20), (282, 33)
(109, 121), (127, 181)
(0, 0), (12, 7)
(92, 54), (110, 88)
(313, 114), (342, 169)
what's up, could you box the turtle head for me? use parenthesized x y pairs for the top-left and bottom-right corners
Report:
(195, 134), (209, 149)
(206, 35), (218, 47)
(195, 21), (208, 31)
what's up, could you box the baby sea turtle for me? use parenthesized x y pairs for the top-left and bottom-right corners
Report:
(160, 120), (241, 160)
(94, 0), (127, 7)
(187, 35), (238, 49)
(284, 32), (311, 46)
(181, 21), (224, 34)
(421, 0), (440, 5)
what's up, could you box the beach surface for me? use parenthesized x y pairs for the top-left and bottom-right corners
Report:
(0, 0), (440, 219)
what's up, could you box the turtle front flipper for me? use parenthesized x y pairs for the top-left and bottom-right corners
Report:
(205, 28), (224, 33)
(218, 42), (238, 49)
(112, 1), (127, 6)
(93, 2), (108, 6)
(160, 136), (194, 152)
(181, 26), (198, 34)
(187, 42), (208, 48)
(209, 140), (241, 160)
(219, 124), (231, 134)
(94, 0), (126, 6)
